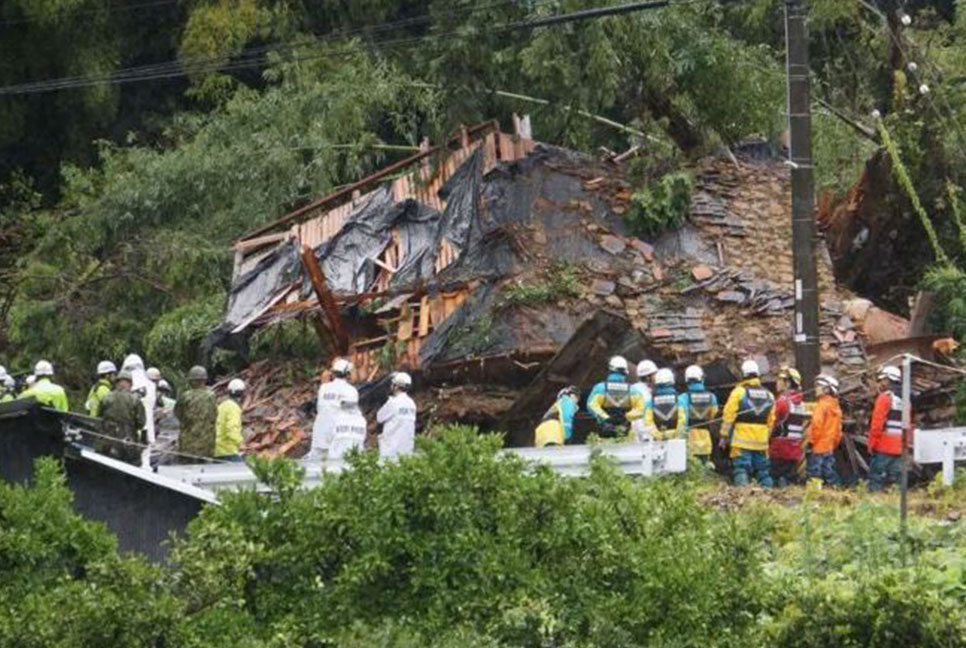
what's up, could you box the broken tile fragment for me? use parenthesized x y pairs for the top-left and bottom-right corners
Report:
(630, 239), (654, 261)
(716, 290), (746, 304)
(692, 264), (714, 282)
(652, 265), (663, 281)
(600, 234), (626, 255)
(650, 327), (672, 339)
(591, 279), (616, 296)
(604, 295), (623, 309)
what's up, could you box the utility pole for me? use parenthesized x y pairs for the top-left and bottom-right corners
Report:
(785, 0), (820, 391)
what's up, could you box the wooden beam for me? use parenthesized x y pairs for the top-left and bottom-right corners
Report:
(237, 121), (500, 243)
(300, 245), (350, 354)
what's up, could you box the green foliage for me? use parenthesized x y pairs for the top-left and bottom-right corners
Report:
(625, 171), (694, 238)
(502, 263), (581, 306)
(0, 458), (179, 647)
(921, 265), (966, 339)
(144, 295), (225, 371)
(448, 313), (494, 356)
(248, 318), (327, 366)
(6, 435), (966, 645)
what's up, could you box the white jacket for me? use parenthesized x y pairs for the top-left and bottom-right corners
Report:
(376, 392), (417, 459)
(311, 378), (358, 452)
(328, 408), (367, 459)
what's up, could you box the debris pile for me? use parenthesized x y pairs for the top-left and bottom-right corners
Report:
(209, 122), (963, 452)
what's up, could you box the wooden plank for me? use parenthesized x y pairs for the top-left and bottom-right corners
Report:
(301, 246), (350, 353)
(398, 302), (414, 341)
(418, 296), (431, 337)
(233, 232), (288, 252)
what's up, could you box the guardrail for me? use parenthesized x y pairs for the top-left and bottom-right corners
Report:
(914, 427), (966, 485)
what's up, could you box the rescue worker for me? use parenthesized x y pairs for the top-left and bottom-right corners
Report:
(329, 396), (367, 459)
(535, 385), (580, 447)
(376, 372), (418, 459)
(19, 360), (68, 411)
(85, 360), (117, 416)
(806, 374), (842, 487)
(174, 365), (217, 462)
(20, 374), (36, 396)
(770, 366), (809, 486)
(644, 368), (686, 441)
(157, 379), (176, 409)
(146, 367), (162, 385)
(679, 364), (718, 461)
(868, 365), (905, 491)
(0, 366), (13, 403)
(720, 359), (776, 487)
(98, 369), (147, 463)
(587, 356), (645, 438)
(123, 353), (157, 444)
(633, 360), (658, 402)
(215, 378), (246, 462)
(310, 358), (358, 457)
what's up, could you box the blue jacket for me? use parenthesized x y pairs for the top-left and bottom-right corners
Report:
(677, 381), (719, 427)
(587, 372), (644, 424)
(544, 395), (579, 440)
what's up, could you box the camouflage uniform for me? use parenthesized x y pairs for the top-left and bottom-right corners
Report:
(98, 389), (146, 463)
(175, 387), (217, 461)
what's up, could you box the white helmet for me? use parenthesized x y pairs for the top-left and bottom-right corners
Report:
(684, 365), (704, 382)
(878, 365), (901, 383)
(331, 358), (354, 376)
(391, 372), (412, 389)
(34, 360), (54, 376)
(122, 354), (144, 371)
(816, 374), (840, 394)
(741, 359), (760, 377)
(3, 376), (13, 390)
(158, 379), (172, 392)
(654, 368), (675, 386)
(636, 360), (658, 379)
(97, 360), (117, 375)
(228, 378), (246, 393)
(146, 367), (162, 382)
(25, 375), (36, 386)
(608, 356), (629, 374)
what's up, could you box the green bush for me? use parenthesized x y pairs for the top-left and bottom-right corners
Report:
(625, 171), (694, 238)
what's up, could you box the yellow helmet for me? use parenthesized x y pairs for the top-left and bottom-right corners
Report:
(779, 366), (802, 386)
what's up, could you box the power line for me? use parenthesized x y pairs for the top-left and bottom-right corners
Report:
(0, 0), (676, 96)
(0, 0), (181, 27)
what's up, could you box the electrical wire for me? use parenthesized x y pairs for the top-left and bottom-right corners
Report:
(0, 0), (715, 96)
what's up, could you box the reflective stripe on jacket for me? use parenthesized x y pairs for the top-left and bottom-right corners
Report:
(869, 390), (905, 455)
(645, 388), (686, 441)
(680, 383), (718, 456)
(587, 372), (644, 424)
(722, 379), (775, 453)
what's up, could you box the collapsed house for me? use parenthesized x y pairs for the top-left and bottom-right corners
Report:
(209, 120), (960, 454)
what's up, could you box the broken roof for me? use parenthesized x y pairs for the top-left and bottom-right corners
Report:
(212, 120), (940, 446)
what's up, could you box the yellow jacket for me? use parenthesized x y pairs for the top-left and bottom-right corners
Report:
(721, 378), (775, 455)
(644, 389), (687, 441)
(214, 399), (244, 457)
(20, 378), (69, 412)
(586, 373), (645, 424)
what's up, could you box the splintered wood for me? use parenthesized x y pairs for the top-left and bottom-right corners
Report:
(214, 361), (316, 459)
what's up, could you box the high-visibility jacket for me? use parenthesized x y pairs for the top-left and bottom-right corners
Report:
(721, 378), (775, 455)
(587, 372), (644, 426)
(868, 389), (905, 455)
(536, 395), (578, 447)
(19, 378), (69, 412)
(644, 387), (686, 441)
(679, 382), (718, 456)
(807, 394), (842, 454)
(85, 378), (113, 417)
(215, 398), (244, 457)
(770, 390), (811, 462)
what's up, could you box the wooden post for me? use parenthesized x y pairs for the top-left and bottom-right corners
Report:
(301, 245), (350, 354)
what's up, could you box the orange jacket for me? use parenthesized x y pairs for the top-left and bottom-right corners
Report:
(806, 394), (842, 454)
(868, 391), (905, 455)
